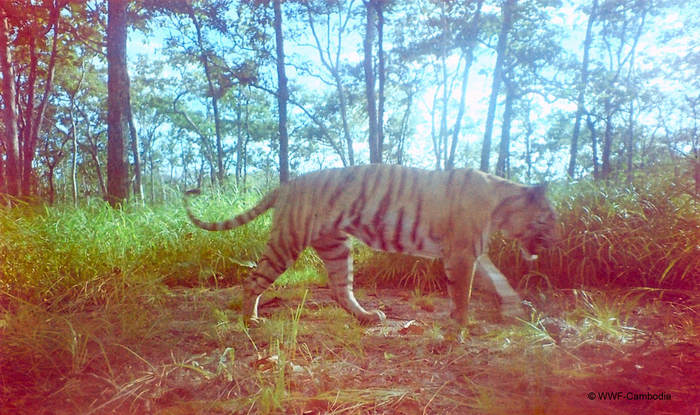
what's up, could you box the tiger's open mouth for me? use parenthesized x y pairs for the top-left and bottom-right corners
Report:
(521, 235), (553, 261)
(521, 250), (538, 261)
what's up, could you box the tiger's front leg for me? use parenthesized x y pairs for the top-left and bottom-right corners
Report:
(443, 249), (479, 326)
(312, 234), (386, 325)
(474, 256), (527, 318)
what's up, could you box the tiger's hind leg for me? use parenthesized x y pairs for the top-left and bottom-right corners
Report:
(312, 233), (386, 325)
(243, 233), (301, 324)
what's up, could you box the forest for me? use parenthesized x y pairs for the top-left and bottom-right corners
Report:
(0, 0), (697, 202)
(1, 0), (700, 414)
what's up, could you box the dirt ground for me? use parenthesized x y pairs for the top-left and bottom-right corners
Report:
(4, 285), (700, 414)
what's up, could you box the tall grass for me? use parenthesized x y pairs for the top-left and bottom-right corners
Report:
(0, 190), (273, 407)
(492, 176), (700, 293)
(2, 173), (696, 309)
(0, 190), (272, 304)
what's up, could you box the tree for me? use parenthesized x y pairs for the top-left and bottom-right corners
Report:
(302, 0), (360, 166)
(19, 1), (61, 199)
(595, 0), (650, 180)
(363, 0), (381, 163)
(446, 0), (484, 171)
(273, 0), (289, 183)
(0, 1), (64, 200)
(480, 0), (516, 173)
(568, 0), (598, 178)
(0, 5), (20, 199)
(494, 0), (566, 179)
(495, 71), (516, 178)
(106, 0), (129, 207)
(185, 3), (227, 185)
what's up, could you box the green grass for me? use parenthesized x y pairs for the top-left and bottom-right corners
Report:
(4, 173), (696, 305)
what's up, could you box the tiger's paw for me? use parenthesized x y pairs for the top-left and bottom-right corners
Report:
(243, 315), (265, 328)
(450, 310), (470, 327)
(357, 309), (386, 326)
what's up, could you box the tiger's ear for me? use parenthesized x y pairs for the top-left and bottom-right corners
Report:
(527, 183), (547, 201)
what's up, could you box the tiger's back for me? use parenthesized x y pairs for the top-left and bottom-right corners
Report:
(185, 164), (559, 326)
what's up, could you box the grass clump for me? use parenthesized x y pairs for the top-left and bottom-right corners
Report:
(487, 173), (700, 295)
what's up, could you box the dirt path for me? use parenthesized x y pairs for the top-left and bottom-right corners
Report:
(7, 286), (699, 414)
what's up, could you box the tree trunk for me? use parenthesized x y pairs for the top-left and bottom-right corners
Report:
(587, 114), (599, 179)
(601, 100), (615, 180)
(70, 102), (78, 205)
(625, 8), (646, 184)
(396, 88), (415, 165)
(363, 0), (380, 164)
(188, 6), (225, 185)
(496, 77), (515, 178)
(480, 0), (515, 173)
(126, 85), (144, 201)
(337, 78), (354, 166)
(20, 3), (60, 199)
(376, 1), (385, 163)
(0, 8), (20, 200)
(446, 0), (483, 171)
(69, 67), (85, 205)
(429, 86), (442, 169)
(439, 2), (449, 171)
(568, 0), (597, 178)
(106, 0), (130, 208)
(304, 2), (355, 166)
(235, 87), (244, 187)
(273, 0), (289, 183)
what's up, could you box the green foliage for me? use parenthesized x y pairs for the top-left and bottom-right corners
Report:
(0, 190), (271, 304)
(492, 175), (700, 292)
(3, 172), (698, 312)
(354, 246), (445, 290)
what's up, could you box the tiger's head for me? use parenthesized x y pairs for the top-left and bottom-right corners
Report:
(493, 184), (560, 260)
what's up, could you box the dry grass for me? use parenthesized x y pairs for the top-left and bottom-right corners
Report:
(2, 285), (698, 414)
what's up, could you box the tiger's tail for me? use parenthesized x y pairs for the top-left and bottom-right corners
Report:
(183, 188), (279, 231)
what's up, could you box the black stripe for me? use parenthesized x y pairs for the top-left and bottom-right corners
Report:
(372, 182), (393, 229)
(329, 171), (354, 210)
(289, 224), (302, 253)
(332, 212), (345, 230)
(393, 208), (405, 252)
(266, 244), (286, 273)
(446, 169), (457, 197)
(318, 249), (350, 263)
(252, 265), (275, 283)
(321, 173), (338, 209)
(349, 170), (371, 221)
(411, 196), (423, 244)
(395, 168), (407, 200)
(361, 225), (377, 246)
(313, 240), (343, 254)
(377, 224), (388, 251)
(460, 171), (473, 195)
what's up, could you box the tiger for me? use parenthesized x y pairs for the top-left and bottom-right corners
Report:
(184, 164), (559, 326)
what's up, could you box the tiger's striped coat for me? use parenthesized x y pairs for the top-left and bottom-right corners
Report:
(185, 164), (559, 326)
